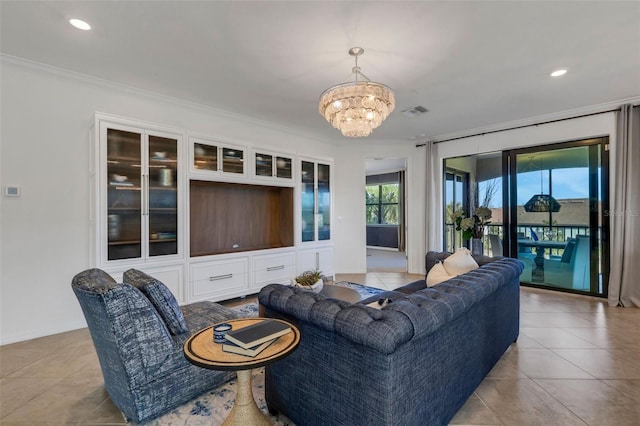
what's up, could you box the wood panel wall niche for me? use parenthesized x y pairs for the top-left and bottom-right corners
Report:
(190, 180), (294, 256)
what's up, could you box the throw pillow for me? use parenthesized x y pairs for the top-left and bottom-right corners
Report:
(123, 269), (188, 335)
(426, 262), (454, 287)
(443, 247), (479, 276)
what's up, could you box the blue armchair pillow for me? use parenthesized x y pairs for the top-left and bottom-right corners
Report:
(123, 269), (188, 335)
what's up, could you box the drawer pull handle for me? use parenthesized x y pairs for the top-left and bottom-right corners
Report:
(210, 274), (233, 281)
(267, 265), (285, 271)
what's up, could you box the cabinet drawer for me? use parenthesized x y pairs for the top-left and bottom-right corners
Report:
(191, 259), (248, 298)
(255, 264), (295, 285)
(253, 252), (295, 286)
(192, 260), (247, 282)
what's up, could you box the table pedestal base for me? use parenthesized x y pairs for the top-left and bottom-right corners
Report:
(223, 369), (271, 426)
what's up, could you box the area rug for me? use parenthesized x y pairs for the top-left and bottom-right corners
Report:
(140, 368), (294, 425)
(333, 280), (386, 299)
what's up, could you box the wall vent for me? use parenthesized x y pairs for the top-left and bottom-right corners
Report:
(401, 106), (429, 118)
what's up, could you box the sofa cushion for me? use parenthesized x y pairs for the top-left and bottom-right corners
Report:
(123, 269), (188, 335)
(443, 248), (479, 276)
(426, 262), (453, 287)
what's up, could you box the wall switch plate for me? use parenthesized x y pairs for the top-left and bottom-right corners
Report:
(4, 185), (21, 197)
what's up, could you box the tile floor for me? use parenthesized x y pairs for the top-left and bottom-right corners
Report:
(2, 272), (640, 425)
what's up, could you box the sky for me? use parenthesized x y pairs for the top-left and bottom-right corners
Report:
(479, 167), (593, 208)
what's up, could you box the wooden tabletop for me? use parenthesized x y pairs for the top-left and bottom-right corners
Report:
(183, 318), (300, 371)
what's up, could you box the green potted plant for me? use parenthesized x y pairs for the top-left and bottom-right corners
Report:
(452, 207), (492, 255)
(293, 270), (324, 293)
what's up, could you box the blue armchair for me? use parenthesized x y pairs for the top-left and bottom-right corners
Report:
(71, 268), (240, 423)
(544, 235), (590, 290)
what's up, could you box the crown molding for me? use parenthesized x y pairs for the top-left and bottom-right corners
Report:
(424, 96), (640, 144)
(0, 53), (333, 145)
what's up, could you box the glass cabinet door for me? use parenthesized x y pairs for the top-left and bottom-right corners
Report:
(222, 147), (244, 174)
(148, 135), (178, 257)
(107, 128), (142, 261)
(317, 163), (331, 240)
(276, 156), (292, 179)
(300, 160), (331, 243)
(193, 142), (218, 171)
(255, 152), (273, 177)
(301, 161), (316, 242)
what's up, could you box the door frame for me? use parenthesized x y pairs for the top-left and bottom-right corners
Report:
(503, 137), (610, 297)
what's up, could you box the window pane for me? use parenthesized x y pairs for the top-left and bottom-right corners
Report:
(381, 183), (399, 203)
(382, 205), (398, 225)
(366, 206), (379, 224)
(366, 185), (379, 204)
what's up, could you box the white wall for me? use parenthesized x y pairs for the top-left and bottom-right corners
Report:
(0, 58), (335, 344)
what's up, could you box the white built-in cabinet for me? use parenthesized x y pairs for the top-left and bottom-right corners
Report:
(93, 115), (186, 300)
(92, 114), (334, 303)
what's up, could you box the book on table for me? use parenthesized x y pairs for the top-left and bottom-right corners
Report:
(222, 337), (278, 357)
(224, 319), (291, 349)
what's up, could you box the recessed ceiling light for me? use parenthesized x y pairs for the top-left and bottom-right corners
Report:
(550, 69), (567, 77)
(69, 18), (91, 31)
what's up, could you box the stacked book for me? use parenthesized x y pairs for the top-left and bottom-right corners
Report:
(222, 319), (291, 357)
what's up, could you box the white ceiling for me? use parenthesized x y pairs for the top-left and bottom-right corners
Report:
(1, 1), (639, 144)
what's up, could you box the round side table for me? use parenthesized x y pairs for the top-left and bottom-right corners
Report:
(183, 318), (300, 426)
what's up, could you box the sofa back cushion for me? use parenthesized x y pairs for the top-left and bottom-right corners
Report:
(123, 269), (188, 335)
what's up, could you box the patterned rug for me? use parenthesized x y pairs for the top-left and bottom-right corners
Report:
(135, 282), (383, 425)
(333, 280), (385, 299)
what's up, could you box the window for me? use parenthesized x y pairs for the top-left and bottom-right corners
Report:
(366, 183), (399, 225)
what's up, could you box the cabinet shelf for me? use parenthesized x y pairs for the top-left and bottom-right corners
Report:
(108, 240), (140, 246)
(148, 208), (177, 212)
(108, 238), (176, 246)
(108, 207), (141, 211)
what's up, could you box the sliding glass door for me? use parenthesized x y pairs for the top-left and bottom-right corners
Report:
(444, 170), (468, 252)
(507, 138), (609, 296)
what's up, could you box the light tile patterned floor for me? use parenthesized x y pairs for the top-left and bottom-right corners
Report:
(2, 275), (640, 425)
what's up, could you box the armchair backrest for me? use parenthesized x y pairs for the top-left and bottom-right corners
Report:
(71, 269), (174, 414)
(570, 235), (591, 289)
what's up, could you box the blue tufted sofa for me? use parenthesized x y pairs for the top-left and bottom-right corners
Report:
(71, 268), (240, 423)
(258, 253), (523, 426)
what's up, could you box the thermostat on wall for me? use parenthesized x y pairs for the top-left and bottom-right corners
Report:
(4, 185), (20, 197)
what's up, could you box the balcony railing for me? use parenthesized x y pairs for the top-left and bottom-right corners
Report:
(445, 223), (591, 256)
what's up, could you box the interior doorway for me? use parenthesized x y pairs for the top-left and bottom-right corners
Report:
(365, 158), (408, 272)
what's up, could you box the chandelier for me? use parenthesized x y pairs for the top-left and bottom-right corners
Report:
(524, 161), (561, 213)
(319, 47), (395, 137)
